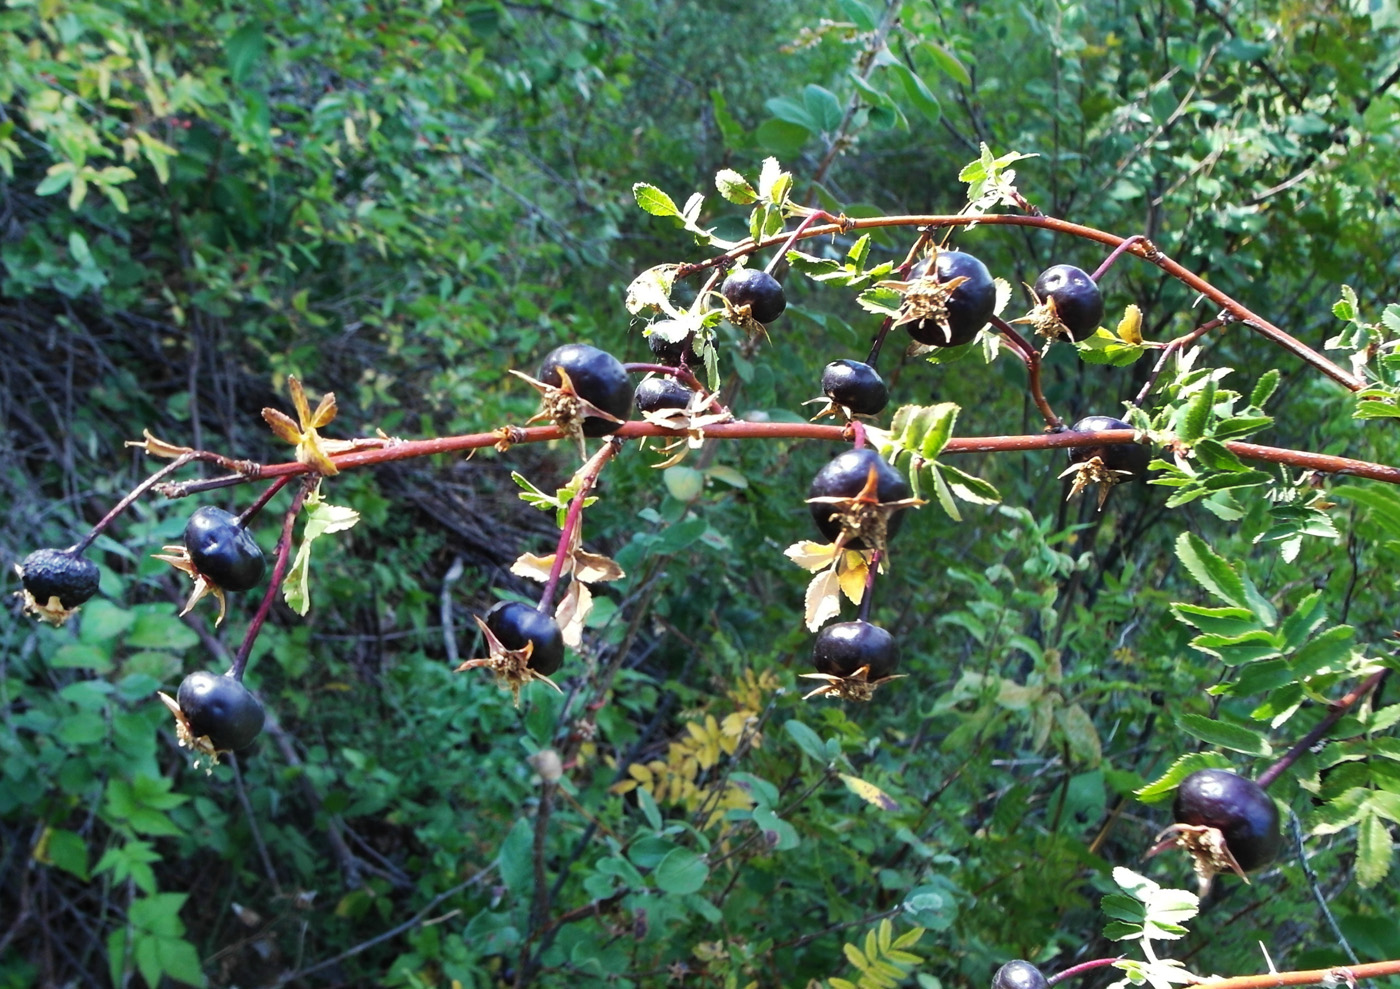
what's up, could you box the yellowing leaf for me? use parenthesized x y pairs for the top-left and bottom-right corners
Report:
(804, 569), (842, 631)
(838, 557), (868, 604)
(554, 579), (592, 649)
(1117, 303), (1143, 344)
(574, 550), (625, 583)
(510, 552), (556, 582)
(839, 773), (898, 811)
(785, 540), (841, 571)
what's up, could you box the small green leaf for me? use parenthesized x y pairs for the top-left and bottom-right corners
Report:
(1178, 376), (1216, 443)
(1250, 369), (1280, 407)
(784, 719), (831, 764)
(1135, 752), (1233, 803)
(654, 848), (708, 894)
(1355, 811), (1392, 888)
(632, 183), (681, 218)
(1175, 713), (1272, 756)
(715, 168), (756, 204)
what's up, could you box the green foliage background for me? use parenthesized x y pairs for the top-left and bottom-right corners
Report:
(4, 1), (1400, 986)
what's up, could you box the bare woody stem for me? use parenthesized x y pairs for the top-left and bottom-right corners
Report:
(1255, 668), (1390, 790)
(678, 213), (1364, 391)
(230, 476), (315, 681)
(153, 422), (1400, 494)
(237, 475), (294, 528)
(537, 438), (622, 615)
(990, 315), (1064, 428)
(72, 452), (196, 554)
(1192, 959), (1400, 989)
(765, 209), (839, 275)
(856, 550), (880, 623)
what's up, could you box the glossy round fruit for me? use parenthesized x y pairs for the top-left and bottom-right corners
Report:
(18, 548), (100, 609)
(907, 251), (996, 346)
(646, 320), (698, 366)
(721, 268), (786, 324)
(1033, 264), (1103, 340)
(1067, 416), (1150, 477)
(485, 600), (564, 676)
(1173, 769), (1282, 872)
(177, 671), (265, 751)
(538, 344), (632, 437)
(184, 507), (265, 592)
(813, 621), (898, 680)
(635, 376), (693, 414)
(808, 448), (912, 548)
(821, 360), (888, 416)
(992, 961), (1049, 989)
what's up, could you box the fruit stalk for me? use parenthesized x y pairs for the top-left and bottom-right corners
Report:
(237, 475), (295, 527)
(1254, 668), (1389, 790)
(856, 550), (880, 622)
(229, 477), (315, 681)
(1132, 318), (1224, 408)
(538, 438), (622, 614)
(991, 315), (1063, 428)
(1045, 958), (1125, 985)
(71, 452), (197, 554)
(1090, 234), (1151, 282)
(764, 208), (839, 275)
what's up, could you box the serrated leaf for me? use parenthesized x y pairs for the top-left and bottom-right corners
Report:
(632, 182), (681, 218)
(1290, 625), (1355, 678)
(1175, 713), (1272, 756)
(283, 484), (361, 616)
(1056, 703), (1102, 766)
(939, 462), (1001, 504)
(926, 463), (961, 521)
(1179, 376), (1215, 443)
(1135, 752), (1233, 802)
(1250, 369), (1280, 407)
(838, 556), (868, 604)
(1170, 603), (1261, 636)
(1355, 812), (1393, 888)
(1175, 532), (1248, 609)
(625, 264), (680, 316)
(783, 719), (830, 764)
(1310, 786), (1370, 835)
(1117, 304), (1144, 344)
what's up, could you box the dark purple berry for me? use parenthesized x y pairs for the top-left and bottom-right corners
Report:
(1173, 769), (1282, 873)
(635, 376), (693, 414)
(1033, 264), (1103, 341)
(907, 251), (996, 346)
(1067, 416), (1149, 477)
(177, 671), (265, 752)
(808, 448), (911, 549)
(17, 548), (100, 610)
(538, 344), (633, 437)
(721, 268), (786, 324)
(485, 601), (564, 676)
(184, 507), (265, 593)
(813, 621), (898, 681)
(646, 320), (698, 366)
(822, 360), (888, 417)
(992, 961), (1049, 989)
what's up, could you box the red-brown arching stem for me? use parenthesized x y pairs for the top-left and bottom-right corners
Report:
(678, 213), (1364, 391)
(1255, 668), (1390, 790)
(1192, 959), (1400, 989)
(230, 477), (314, 681)
(148, 423), (1400, 496)
(990, 314), (1064, 428)
(537, 438), (621, 614)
